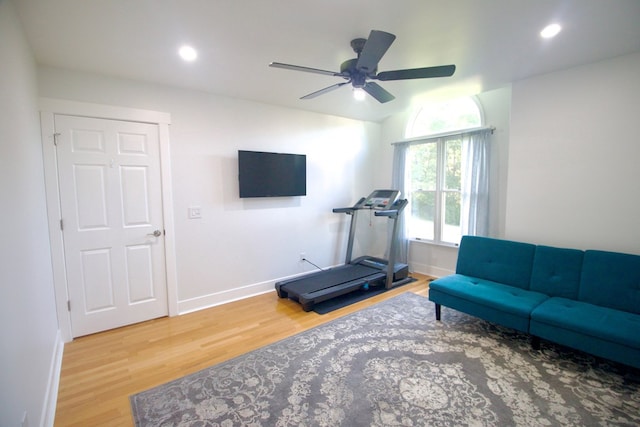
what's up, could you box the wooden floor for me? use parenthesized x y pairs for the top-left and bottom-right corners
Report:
(54, 274), (432, 426)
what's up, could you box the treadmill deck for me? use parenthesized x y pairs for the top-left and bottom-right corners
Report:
(276, 263), (393, 311)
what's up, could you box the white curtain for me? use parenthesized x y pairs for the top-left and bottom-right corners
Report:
(460, 128), (492, 236)
(391, 142), (410, 264)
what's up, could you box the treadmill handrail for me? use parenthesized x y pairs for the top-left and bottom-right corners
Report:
(332, 197), (366, 214)
(374, 199), (408, 217)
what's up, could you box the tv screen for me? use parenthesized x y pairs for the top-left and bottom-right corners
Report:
(238, 150), (307, 198)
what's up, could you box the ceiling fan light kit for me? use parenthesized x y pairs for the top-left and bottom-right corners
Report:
(352, 87), (366, 101)
(269, 30), (456, 103)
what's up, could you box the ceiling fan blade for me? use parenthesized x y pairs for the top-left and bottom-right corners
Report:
(356, 30), (396, 74)
(363, 82), (395, 103)
(269, 62), (342, 77)
(376, 64), (456, 81)
(300, 82), (350, 99)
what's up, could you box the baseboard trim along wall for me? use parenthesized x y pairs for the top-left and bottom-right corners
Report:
(177, 281), (276, 315)
(409, 262), (453, 279)
(43, 330), (64, 427)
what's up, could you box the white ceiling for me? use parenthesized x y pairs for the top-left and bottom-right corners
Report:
(13, 0), (640, 122)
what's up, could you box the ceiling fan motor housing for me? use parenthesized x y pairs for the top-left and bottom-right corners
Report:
(340, 58), (372, 88)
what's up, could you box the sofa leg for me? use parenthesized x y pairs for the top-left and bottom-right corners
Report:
(435, 303), (441, 321)
(531, 336), (541, 350)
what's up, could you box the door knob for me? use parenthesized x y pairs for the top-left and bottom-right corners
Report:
(147, 230), (162, 237)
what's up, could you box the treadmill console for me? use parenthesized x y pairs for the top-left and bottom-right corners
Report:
(363, 189), (400, 210)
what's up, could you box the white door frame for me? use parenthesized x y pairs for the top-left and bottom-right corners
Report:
(40, 98), (178, 342)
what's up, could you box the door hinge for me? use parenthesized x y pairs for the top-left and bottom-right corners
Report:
(67, 300), (71, 311)
(60, 219), (64, 231)
(53, 132), (61, 146)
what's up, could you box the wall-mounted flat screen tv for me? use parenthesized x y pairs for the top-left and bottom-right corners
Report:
(238, 150), (307, 198)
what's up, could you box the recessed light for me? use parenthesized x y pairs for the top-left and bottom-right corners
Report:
(540, 23), (562, 39)
(178, 45), (198, 61)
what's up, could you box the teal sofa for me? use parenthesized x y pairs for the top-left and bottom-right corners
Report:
(428, 236), (640, 369)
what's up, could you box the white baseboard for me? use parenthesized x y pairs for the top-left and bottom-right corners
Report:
(176, 265), (348, 315)
(177, 276), (287, 314)
(409, 262), (453, 278)
(41, 330), (64, 427)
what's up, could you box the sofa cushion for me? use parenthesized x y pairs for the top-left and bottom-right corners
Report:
(456, 236), (536, 290)
(529, 245), (584, 299)
(429, 274), (548, 317)
(531, 297), (640, 348)
(578, 250), (640, 315)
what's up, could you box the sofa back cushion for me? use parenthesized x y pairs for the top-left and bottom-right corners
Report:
(578, 250), (640, 314)
(529, 245), (584, 298)
(456, 236), (536, 289)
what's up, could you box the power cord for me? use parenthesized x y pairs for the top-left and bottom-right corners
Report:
(302, 257), (325, 271)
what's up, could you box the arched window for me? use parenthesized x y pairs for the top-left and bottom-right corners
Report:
(405, 96), (483, 138)
(394, 97), (490, 248)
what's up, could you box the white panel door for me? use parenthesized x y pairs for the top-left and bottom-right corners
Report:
(55, 114), (168, 337)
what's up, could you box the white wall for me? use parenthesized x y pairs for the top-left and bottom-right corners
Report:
(37, 67), (385, 311)
(507, 52), (640, 254)
(380, 87), (513, 276)
(0, 1), (61, 426)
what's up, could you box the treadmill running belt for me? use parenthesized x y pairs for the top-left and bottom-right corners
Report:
(282, 264), (380, 295)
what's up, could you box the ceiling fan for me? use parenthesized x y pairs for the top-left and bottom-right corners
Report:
(269, 30), (456, 103)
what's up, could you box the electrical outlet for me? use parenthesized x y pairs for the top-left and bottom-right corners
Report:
(299, 252), (306, 262)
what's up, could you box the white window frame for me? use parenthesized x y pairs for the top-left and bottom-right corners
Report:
(405, 135), (464, 246)
(402, 96), (485, 247)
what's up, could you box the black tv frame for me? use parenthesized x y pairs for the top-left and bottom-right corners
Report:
(238, 150), (307, 198)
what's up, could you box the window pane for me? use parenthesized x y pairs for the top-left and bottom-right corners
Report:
(408, 143), (437, 190)
(409, 190), (435, 240)
(445, 139), (461, 191)
(442, 191), (461, 244)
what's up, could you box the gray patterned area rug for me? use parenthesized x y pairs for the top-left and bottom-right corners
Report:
(130, 293), (640, 426)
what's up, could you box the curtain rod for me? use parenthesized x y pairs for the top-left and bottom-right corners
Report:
(391, 126), (495, 145)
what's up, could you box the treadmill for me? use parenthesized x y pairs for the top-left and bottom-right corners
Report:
(275, 189), (411, 311)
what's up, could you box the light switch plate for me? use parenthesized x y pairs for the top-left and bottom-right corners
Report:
(188, 206), (202, 219)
